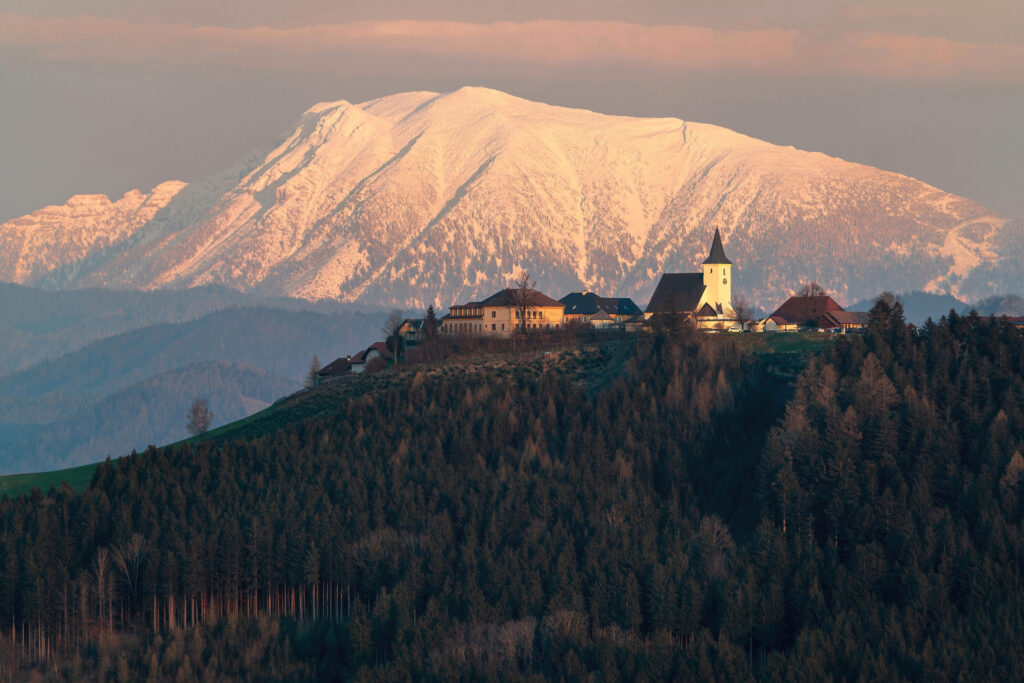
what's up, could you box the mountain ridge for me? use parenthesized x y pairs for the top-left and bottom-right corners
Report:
(1, 86), (1018, 309)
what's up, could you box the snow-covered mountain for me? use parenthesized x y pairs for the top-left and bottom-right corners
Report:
(2, 87), (1018, 310)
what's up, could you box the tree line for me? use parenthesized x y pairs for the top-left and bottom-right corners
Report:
(0, 302), (1022, 680)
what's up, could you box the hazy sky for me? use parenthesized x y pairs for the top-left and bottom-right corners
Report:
(2, 0), (1022, 221)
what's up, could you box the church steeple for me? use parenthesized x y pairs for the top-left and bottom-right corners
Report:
(703, 228), (731, 265)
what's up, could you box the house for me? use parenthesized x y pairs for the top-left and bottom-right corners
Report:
(590, 310), (615, 328)
(441, 300), (484, 335)
(645, 228), (737, 330)
(398, 318), (425, 345)
(821, 310), (870, 332)
(349, 341), (394, 373)
(559, 292), (642, 325)
(769, 295), (845, 329)
(997, 316), (1024, 328)
(314, 357), (352, 385)
(751, 315), (797, 333)
(441, 288), (565, 337)
(621, 314), (647, 333)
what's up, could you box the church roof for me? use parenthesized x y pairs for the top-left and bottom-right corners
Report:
(703, 228), (732, 265)
(646, 273), (706, 313)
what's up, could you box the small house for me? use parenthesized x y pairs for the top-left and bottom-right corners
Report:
(315, 357), (352, 385)
(769, 295), (844, 329)
(350, 341), (394, 373)
(821, 310), (870, 332)
(559, 292), (642, 325)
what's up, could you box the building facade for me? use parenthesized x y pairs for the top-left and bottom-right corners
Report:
(645, 228), (737, 329)
(442, 288), (565, 337)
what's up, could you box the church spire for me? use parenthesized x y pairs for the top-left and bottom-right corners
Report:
(703, 227), (731, 265)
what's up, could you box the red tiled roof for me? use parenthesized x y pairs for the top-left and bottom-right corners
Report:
(770, 296), (844, 324)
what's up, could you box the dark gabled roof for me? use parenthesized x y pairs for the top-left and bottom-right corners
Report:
(351, 341), (394, 364)
(703, 228), (732, 265)
(591, 310), (614, 321)
(366, 341), (394, 360)
(770, 296), (844, 324)
(400, 318), (424, 331)
(646, 273), (706, 313)
(559, 292), (643, 316)
(480, 288), (564, 308)
(317, 357), (351, 376)
(823, 311), (870, 326)
(696, 303), (718, 317)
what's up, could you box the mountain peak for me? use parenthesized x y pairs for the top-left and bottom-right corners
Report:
(0, 89), (1018, 308)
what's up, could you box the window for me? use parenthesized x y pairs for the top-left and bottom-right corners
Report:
(491, 310), (495, 318)
(492, 323), (496, 331)
(501, 324), (505, 330)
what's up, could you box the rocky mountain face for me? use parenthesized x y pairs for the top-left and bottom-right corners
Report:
(1, 87), (1018, 310)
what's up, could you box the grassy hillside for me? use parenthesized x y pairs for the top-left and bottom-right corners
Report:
(0, 461), (97, 499)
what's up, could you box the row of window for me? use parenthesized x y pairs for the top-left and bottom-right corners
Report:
(442, 321), (561, 334)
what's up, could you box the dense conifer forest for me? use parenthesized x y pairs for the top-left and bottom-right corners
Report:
(1, 302), (1023, 680)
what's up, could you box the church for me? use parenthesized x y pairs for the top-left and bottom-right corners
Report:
(645, 228), (737, 330)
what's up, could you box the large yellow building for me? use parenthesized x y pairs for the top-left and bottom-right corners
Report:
(442, 288), (565, 337)
(645, 228), (737, 329)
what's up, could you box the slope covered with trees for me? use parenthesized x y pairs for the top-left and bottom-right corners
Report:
(0, 305), (1022, 680)
(0, 305), (388, 472)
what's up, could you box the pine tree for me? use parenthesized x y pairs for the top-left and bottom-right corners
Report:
(424, 305), (439, 340)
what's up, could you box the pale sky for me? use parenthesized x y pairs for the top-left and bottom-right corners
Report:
(1, 0), (1022, 220)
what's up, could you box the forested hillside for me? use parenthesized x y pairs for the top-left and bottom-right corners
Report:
(1, 305), (1022, 680)
(0, 284), (252, 375)
(0, 362), (296, 473)
(0, 305), (387, 472)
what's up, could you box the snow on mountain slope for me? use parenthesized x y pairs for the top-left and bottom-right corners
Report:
(0, 87), (1017, 309)
(0, 181), (185, 283)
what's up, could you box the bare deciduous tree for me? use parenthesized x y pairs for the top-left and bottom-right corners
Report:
(732, 295), (752, 330)
(186, 398), (212, 435)
(305, 355), (321, 388)
(112, 534), (146, 609)
(511, 272), (537, 335)
(797, 281), (826, 298)
(92, 547), (111, 630)
(382, 309), (405, 364)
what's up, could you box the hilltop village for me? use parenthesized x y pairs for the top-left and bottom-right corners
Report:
(315, 229), (876, 383)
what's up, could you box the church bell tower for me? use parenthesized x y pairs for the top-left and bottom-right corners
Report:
(702, 228), (733, 315)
